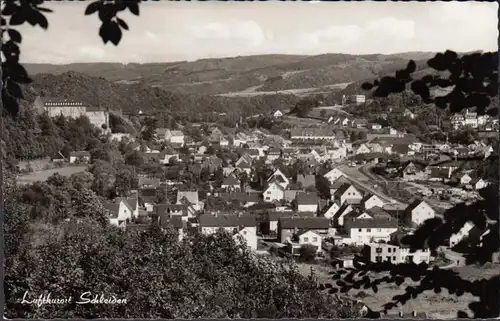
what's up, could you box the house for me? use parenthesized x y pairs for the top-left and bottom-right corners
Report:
(267, 169), (290, 188)
(266, 148), (281, 162)
(286, 230), (323, 255)
(176, 191), (202, 211)
(350, 94), (366, 105)
(152, 215), (185, 242)
(278, 217), (331, 243)
(321, 202), (341, 219)
(221, 173), (241, 191)
(104, 199), (133, 227)
(355, 144), (371, 155)
(220, 192), (260, 207)
(155, 203), (195, 222)
(363, 242), (430, 264)
(139, 187), (158, 212)
(390, 107), (415, 120)
(334, 183), (363, 206)
(138, 177), (161, 189)
(119, 195), (139, 218)
(332, 203), (355, 227)
(273, 110), (283, 118)
(401, 162), (427, 182)
(162, 147), (179, 164)
(427, 167), (453, 182)
(401, 200), (435, 227)
(449, 221), (475, 248)
(69, 151), (91, 164)
(163, 129), (185, 144)
(290, 127), (335, 140)
(265, 211), (313, 234)
(352, 118), (368, 128)
(362, 194), (385, 210)
(370, 123), (383, 130)
(459, 173), (473, 186)
(329, 176), (351, 196)
(295, 192), (319, 212)
(199, 214), (257, 251)
(235, 159), (252, 175)
(324, 167), (347, 184)
(263, 181), (285, 202)
(468, 178), (488, 190)
(342, 216), (399, 245)
(297, 174), (316, 189)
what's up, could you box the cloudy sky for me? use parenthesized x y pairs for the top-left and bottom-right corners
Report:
(18, 1), (497, 64)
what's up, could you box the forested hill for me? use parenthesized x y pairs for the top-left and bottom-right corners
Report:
(21, 72), (300, 116)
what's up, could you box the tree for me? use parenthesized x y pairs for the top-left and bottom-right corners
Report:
(299, 244), (318, 263)
(330, 51), (500, 318)
(315, 175), (331, 200)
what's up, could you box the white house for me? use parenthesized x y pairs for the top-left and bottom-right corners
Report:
(342, 217), (398, 245)
(177, 191), (203, 212)
(69, 151), (91, 164)
(273, 110), (283, 118)
(401, 200), (436, 227)
(355, 144), (372, 155)
(167, 130), (185, 144)
(221, 173), (241, 191)
(297, 230), (323, 253)
(362, 194), (385, 210)
(199, 215), (257, 251)
(322, 202), (341, 219)
(333, 204), (354, 227)
(470, 178), (488, 190)
(324, 168), (347, 184)
(460, 173), (473, 186)
(334, 184), (363, 206)
(364, 243), (431, 264)
(104, 200), (133, 227)
(449, 221), (475, 248)
(296, 192), (319, 213)
(267, 169), (290, 188)
(263, 181), (285, 202)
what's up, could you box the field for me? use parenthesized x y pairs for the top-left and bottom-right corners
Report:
(297, 262), (500, 319)
(17, 166), (88, 185)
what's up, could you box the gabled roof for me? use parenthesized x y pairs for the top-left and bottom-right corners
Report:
(70, 151), (90, 157)
(279, 217), (330, 229)
(334, 183), (356, 197)
(156, 204), (189, 217)
(199, 214), (256, 227)
(236, 159), (251, 169)
(297, 174), (316, 187)
(158, 215), (184, 229)
(365, 206), (392, 219)
(344, 217), (398, 229)
(296, 192), (319, 205)
(222, 174), (240, 186)
(176, 191), (199, 205)
(404, 199), (428, 214)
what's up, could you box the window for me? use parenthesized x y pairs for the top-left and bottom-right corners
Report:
(312, 237), (318, 242)
(377, 228), (382, 232)
(387, 248), (391, 253)
(303, 237), (309, 242)
(358, 228), (362, 232)
(375, 256), (382, 262)
(376, 248), (382, 253)
(266, 197), (270, 200)
(393, 256), (396, 261)
(367, 228), (371, 232)
(267, 191), (271, 194)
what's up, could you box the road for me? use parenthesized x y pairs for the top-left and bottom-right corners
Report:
(339, 164), (406, 206)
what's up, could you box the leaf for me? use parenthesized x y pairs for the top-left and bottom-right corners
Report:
(85, 1), (102, 15)
(6, 80), (24, 99)
(127, 2), (140, 15)
(406, 60), (417, 73)
(2, 3), (18, 16)
(34, 11), (49, 29)
(117, 17), (129, 30)
(9, 12), (26, 25)
(108, 21), (122, 45)
(371, 284), (378, 293)
(37, 7), (53, 13)
(0, 17), (6, 26)
(8, 29), (22, 43)
(361, 82), (374, 91)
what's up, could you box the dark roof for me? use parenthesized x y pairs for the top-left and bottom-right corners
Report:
(279, 217), (330, 229)
(219, 192), (260, 203)
(140, 187), (157, 198)
(296, 192), (318, 205)
(268, 211), (315, 221)
(199, 214), (256, 227)
(344, 217), (398, 229)
(297, 174), (316, 187)
(103, 202), (120, 218)
(70, 151), (90, 157)
(156, 204), (188, 216)
(222, 174), (240, 186)
(392, 144), (410, 154)
(334, 183), (354, 197)
(365, 206), (392, 219)
(158, 215), (184, 229)
(237, 159), (251, 169)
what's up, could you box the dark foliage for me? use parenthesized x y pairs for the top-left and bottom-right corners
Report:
(330, 51), (500, 318)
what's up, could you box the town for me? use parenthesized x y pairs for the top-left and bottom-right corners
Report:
(18, 93), (497, 271)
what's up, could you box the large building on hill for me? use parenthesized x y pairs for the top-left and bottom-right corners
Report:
(33, 96), (110, 131)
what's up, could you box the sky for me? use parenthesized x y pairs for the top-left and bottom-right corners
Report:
(17, 1), (498, 64)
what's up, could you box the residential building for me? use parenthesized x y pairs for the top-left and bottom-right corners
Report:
(155, 203), (195, 222)
(69, 151), (91, 164)
(263, 181), (285, 202)
(401, 162), (427, 182)
(459, 173), (473, 186)
(362, 194), (385, 210)
(355, 144), (371, 155)
(273, 110), (283, 117)
(176, 191), (202, 211)
(290, 127), (335, 140)
(104, 199), (133, 227)
(401, 200), (435, 227)
(390, 107), (415, 120)
(286, 230), (323, 255)
(267, 169), (290, 188)
(329, 176), (351, 196)
(363, 242), (431, 264)
(321, 202), (341, 219)
(342, 212), (398, 245)
(468, 178), (488, 190)
(221, 173), (241, 191)
(324, 167), (347, 184)
(278, 217), (331, 243)
(350, 95), (366, 105)
(199, 214), (257, 251)
(151, 214), (185, 242)
(295, 192), (319, 212)
(297, 174), (316, 189)
(449, 221), (475, 248)
(334, 183), (363, 206)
